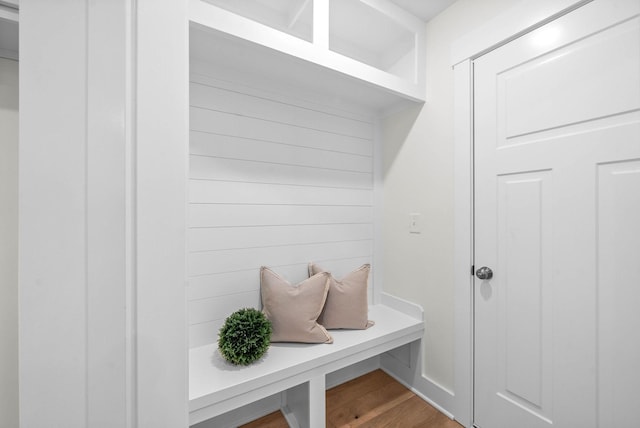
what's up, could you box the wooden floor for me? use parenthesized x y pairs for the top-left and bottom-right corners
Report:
(241, 369), (462, 428)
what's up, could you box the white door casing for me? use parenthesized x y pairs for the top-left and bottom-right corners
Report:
(473, 1), (640, 427)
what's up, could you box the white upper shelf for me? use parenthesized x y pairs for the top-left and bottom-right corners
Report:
(189, 0), (427, 111)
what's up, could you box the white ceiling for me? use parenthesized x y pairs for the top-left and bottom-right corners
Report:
(388, 0), (457, 22)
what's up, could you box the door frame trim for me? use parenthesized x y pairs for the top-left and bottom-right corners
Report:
(451, 1), (591, 426)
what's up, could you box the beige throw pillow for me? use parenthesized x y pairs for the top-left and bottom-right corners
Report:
(260, 267), (333, 344)
(308, 263), (374, 330)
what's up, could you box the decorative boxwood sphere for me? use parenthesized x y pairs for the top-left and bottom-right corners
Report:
(218, 308), (272, 365)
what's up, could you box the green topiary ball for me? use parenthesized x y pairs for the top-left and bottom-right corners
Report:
(218, 308), (272, 365)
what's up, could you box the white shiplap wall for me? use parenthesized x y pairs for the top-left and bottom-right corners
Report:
(188, 69), (376, 348)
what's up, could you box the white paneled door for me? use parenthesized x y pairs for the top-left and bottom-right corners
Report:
(473, 2), (640, 427)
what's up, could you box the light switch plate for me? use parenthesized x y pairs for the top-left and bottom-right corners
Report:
(409, 213), (422, 234)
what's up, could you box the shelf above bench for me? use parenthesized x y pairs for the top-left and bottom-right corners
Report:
(189, 301), (424, 426)
(189, 0), (427, 113)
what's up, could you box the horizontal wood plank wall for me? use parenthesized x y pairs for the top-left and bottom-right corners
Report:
(188, 69), (375, 348)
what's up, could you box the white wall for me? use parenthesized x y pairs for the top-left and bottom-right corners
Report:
(0, 56), (19, 428)
(188, 62), (376, 348)
(381, 0), (517, 395)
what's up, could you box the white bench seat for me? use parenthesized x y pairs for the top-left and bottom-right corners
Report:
(189, 302), (424, 427)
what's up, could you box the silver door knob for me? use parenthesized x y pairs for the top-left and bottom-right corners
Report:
(476, 266), (493, 280)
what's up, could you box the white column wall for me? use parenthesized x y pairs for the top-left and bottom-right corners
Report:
(19, 1), (188, 426)
(135, 0), (189, 426)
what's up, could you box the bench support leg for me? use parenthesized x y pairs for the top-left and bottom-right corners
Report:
(308, 375), (326, 428)
(283, 375), (325, 428)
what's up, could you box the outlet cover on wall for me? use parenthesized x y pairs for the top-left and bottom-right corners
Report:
(409, 213), (422, 234)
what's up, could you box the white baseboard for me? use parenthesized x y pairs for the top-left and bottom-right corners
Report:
(381, 343), (455, 420)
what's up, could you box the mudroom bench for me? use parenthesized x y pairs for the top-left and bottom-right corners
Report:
(189, 294), (424, 427)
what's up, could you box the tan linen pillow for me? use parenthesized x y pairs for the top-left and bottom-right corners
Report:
(308, 263), (374, 330)
(260, 267), (333, 344)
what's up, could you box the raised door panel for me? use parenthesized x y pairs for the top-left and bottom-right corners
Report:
(498, 17), (640, 143)
(597, 160), (640, 428)
(496, 171), (553, 421)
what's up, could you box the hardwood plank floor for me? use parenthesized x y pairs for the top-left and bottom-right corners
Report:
(241, 369), (462, 428)
(241, 410), (289, 428)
